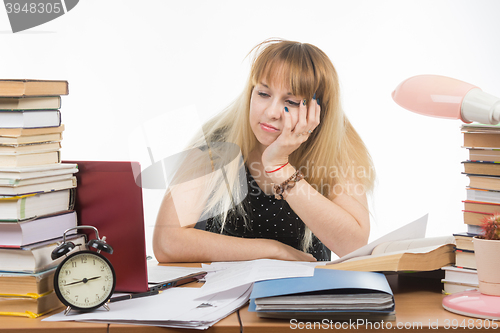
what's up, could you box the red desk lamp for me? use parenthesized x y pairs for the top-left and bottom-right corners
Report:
(392, 74), (500, 320)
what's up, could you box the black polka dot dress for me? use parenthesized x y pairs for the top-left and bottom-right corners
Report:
(197, 167), (331, 261)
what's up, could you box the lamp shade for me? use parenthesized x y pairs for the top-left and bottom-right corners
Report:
(393, 75), (500, 124)
(391, 74), (478, 122)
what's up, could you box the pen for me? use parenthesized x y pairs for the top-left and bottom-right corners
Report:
(148, 272), (207, 292)
(108, 290), (161, 303)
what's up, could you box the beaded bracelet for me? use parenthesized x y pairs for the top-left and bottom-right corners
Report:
(272, 170), (304, 200)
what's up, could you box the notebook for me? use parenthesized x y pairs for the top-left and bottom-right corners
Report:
(249, 268), (395, 320)
(63, 160), (149, 293)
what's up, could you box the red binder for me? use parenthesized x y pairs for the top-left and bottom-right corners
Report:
(64, 160), (148, 293)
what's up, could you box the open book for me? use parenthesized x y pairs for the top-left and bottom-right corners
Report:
(319, 236), (455, 272)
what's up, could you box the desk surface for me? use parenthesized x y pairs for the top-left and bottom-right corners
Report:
(0, 272), (492, 333)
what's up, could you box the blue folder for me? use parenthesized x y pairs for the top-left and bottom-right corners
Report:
(249, 268), (394, 315)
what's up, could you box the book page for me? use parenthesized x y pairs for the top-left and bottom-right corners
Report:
(371, 235), (455, 255)
(326, 214), (428, 265)
(331, 243), (451, 270)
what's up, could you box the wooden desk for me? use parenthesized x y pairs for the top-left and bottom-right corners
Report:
(1, 273), (494, 332)
(0, 317), (108, 333)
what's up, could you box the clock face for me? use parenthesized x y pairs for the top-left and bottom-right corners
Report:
(54, 250), (116, 311)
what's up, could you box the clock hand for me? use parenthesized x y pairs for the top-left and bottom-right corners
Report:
(64, 279), (85, 286)
(86, 276), (102, 282)
(64, 276), (102, 286)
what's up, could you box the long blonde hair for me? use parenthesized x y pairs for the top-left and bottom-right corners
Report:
(171, 39), (375, 252)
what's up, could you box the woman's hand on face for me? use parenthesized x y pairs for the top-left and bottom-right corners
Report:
(261, 97), (321, 170)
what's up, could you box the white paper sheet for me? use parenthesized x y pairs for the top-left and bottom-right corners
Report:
(43, 284), (253, 329)
(197, 259), (323, 297)
(80, 285), (253, 330)
(44, 288), (203, 322)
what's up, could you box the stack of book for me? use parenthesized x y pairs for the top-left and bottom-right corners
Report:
(441, 234), (478, 294)
(0, 79), (83, 318)
(462, 123), (500, 233)
(440, 123), (500, 294)
(452, 232), (476, 270)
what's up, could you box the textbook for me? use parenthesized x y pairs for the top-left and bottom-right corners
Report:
(453, 232), (475, 251)
(468, 148), (500, 163)
(467, 175), (500, 191)
(455, 248), (476, 269)
(0, 189), (74, 222)
(467, 224), (483, 235)
(442, 280), (479, 295)
(0, 151), (60, 168)
(464, 133), (500, 148)
(0, 124), (64, 138)
(0, 172), (74, 187)
(463, 200), (500, 217)
(441, 266), (479, 294)
(442, 266), (478, 285)
(0, 211), (77, 247)
(0, 79), (68, 97)
(249, 269), (395, 320)
(0, 290), (62, 318)
(0, 269), (56, 296)
(0, 110), (61, 129)
(466, 188), (500, 204)
(0, 141), (61, 154)
(0, 96), (61, 110)
(0, 162), (76, 180)
(0, 234), (85, 273)
(0, 133), (62, 145)
(318, 236), (455, 272)
(463, 211), (491, 226)
(0, 175), (75, 195)
(464, 161), (500, 177)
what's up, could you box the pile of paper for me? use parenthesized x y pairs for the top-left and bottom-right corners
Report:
(43, 259), (318, 329)
(44, 284), (251, 329)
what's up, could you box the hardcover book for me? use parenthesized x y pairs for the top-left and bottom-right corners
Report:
(467, 175), (500, 191)
(455, 248), (476, 270)
(463, 161), (500, 177)
(0, 110), (61, 129)
(0, 174), (75, 195)
(0, 290), (63, 318)
(0, 269), (56, 296)
(0, 79), (68, 97)
(0, 211), (77, 247)
(0, 151), (61, 168)
(0, 124), (64, 138)
(0, 96), (61, 110)
(0, 234), (86, 273)
(0, 189), (74, 222)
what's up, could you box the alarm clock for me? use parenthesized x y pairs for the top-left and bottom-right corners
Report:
(51, 226), (116, 315)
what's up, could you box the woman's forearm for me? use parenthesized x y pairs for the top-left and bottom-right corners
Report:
(152, 226), (315, 263)
(285, 185), (369, 257)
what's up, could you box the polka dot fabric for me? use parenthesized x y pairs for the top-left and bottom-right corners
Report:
(200, 167), (331, 261)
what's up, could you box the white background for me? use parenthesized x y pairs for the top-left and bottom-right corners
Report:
(2, 0), (500, 258)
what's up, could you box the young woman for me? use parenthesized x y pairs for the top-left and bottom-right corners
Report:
(153, 39), (375, 262)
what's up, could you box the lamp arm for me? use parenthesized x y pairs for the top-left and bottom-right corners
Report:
(462, 89), (500, 125)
